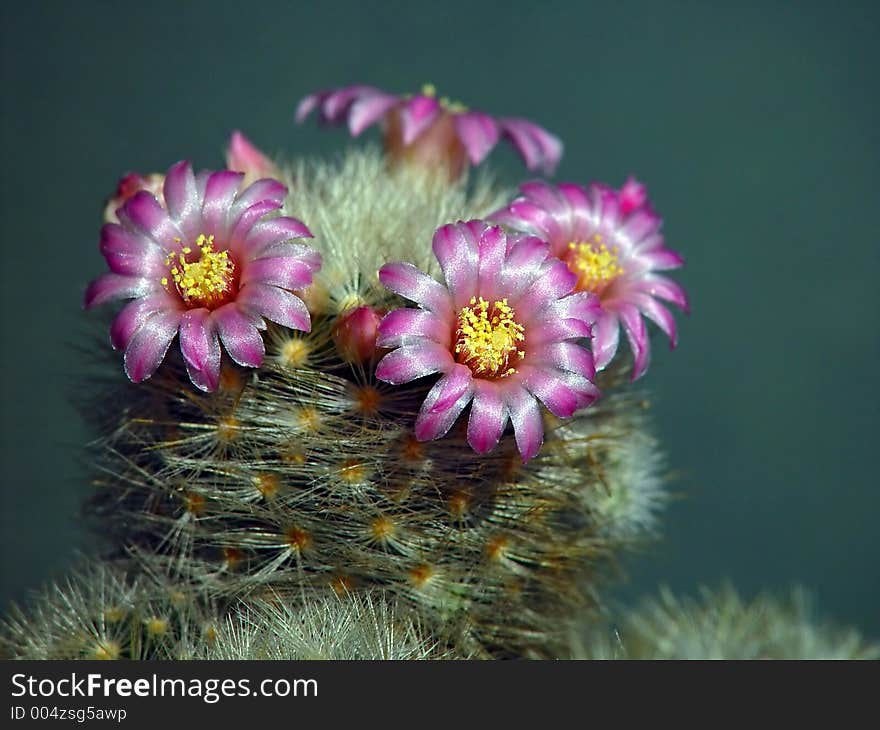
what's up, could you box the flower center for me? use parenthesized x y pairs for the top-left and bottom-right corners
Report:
(162, 234), (235, 308)
(566, 234), (624, 294)
(455, 297), (525, 378)
(420, 83), (468, 113)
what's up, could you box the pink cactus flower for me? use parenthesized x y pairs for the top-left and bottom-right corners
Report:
(85, 161), (321, 392)
(375, 220), (600, 462)
(103, 172), (166, 224)
(491, 180), (688, 380)
(296, 84), (562, 180)
(225, 130), (279, 188)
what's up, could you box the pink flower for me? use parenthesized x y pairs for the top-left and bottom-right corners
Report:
(296, 84), (562, 180)
(85, 161), (321, 392)
(225, 130), (279, 188)
(375, 220), (600, 462)
(491, 180), (688, 380)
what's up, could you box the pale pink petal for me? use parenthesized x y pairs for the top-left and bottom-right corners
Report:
(619, 177), (647, 216)
(632, 293), (678, 348)
(522, 367), (578, 419)
(499, 234), (552, 295)
(214, 304), (266, 368)
(110, 292), (179, 350)
(162, 161), (200, 235)
(379, 262), (453, 320)
(228, 200), (284, 244)
(499, 119), (563, 175)
(240, 218), (314, 260)
(531, 342), (595, 380)
(179, 309), (221, 392)
(226, 131), (276, 179)
(84, 273), (156, 308)
(414, 364), (474, 441)
(618, 303), (650, 380)
(432, 222), (479, 304)
(515, 259), (578, 315)
(237, 283), (311, 332)
(591, 310), (621, 371)
(506, 387), (544, 462)
(202, 170), (245, 237)
(466, 381), (508, 454)
(294, 92), (321, 123)
(374, 342), (453, 385)
(476, 223), (507, 296)
(348, 92), (399, 135)
(123, 309), (181, 383)
(399, 96), (441, 145)
(242, 256), (317, 291)
(639, 248), (684, 271)
(99, 224), (165, 276)
(557, 370), (601, 410)
(641, 274), (690, 312)
(376, 308), (451, 349)
(117, 191), (180, 248)
(454, 112), (500, 165)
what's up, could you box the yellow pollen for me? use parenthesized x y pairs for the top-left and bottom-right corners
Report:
(567, 236), (624, 292)
(418, 82), (468, 113)
(164, 234), (234, 306)
(455, 297), (525, 378)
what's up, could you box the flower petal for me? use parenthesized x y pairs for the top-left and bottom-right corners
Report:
(523, 367), (578, 418)
(499, 119), (563, 175)
(617, 303), (650, 380)
(162, 161), (200, 236)
(506, 386), (544, 462)
(202, 170), (244, 237)
(454, 112), (500, 165)
(110, 292), (178, 351)
(117, 191), (180, 248)
(376, 308), (451, 349)
(348, 91), (399, 136)
(399, 96), (441, 145)
(379, 262), (453, 320)
(641, 274), (690, 312)
(414, 364), (474, 441)
(432, 222), (479, 305)
(467, 381), (508, 454)
(123, 309), (181, 383)
(531, 342), (595, 379)
(591, 310), (621, 371)
(179, 309), (221, 392)
(237, 283), (311, 332)
(214, 304), (266, 368)
(84, 273), (156, 308)
(240, 217), (314, 260)
(242, 256), (317, 291)
(632, 292), (678, 348)
(374, 342), (453, 385)
(99, 224), (165, 276)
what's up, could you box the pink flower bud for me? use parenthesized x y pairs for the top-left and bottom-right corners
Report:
(225, 130), (279, 187)
(333, 306), (383, 363)
(103, 172), (165, 223)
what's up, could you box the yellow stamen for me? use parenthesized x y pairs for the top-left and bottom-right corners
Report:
(418, 82), (468, 113)
(163, 234), (234, 307)
(567, 234), (624, 293)
(454, 297), (525, 378)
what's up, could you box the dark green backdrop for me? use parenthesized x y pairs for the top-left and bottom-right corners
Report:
(2, 1), (877, 637)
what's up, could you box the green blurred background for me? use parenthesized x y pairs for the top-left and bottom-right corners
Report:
(1, 1), (877, 637)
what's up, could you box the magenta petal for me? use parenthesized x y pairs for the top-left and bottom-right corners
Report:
(242, 256), (316, 291)
(399, 96), (441, 144)
(642, 274), (690, 312)
(237, 283), (311, 332)
(591, 310), (621, 371)
(117, 191), (180, 248)
(499, 119), (563, 175)
(558, 370), (601, 410)
(621, 209), (662, 244)
(519, 181), (568, 218)
(214, 304), (265, 368)
(228, 200), (283, 244)
(516, 259), (578, 315)
(110, 292), (177, 350)
(639, 248), (684, 271)
(432, 223), (479, 303)
(295, 93), (321, 123)
(618, 304), (650, 380)
(532, 342), (595, 379)
(376, 308), (451, 349)
(454, 112), (500, 165)
(467, 382), (508, 454)
(348, 92), (398, 135)
(179, 309), (221, 392)
(241, 218), (314, 260)
(226, 131), (275, 178)
(499, 234), (551, 295)
(202, 170), (244, 237)
(524, 368), (578, 418)
(123, 309), (181, 383)
(84, 273), (156, 308)
(379, 262), (453, 320)
(506, 386), (544, 462)
(414, 364), (474, 441)
(632, 293), (678, 348)
(476, 224), (507, 295)
(374, 342), (452, 385)
(163, 161), (200, 233)
(99, 224), (165, 276)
